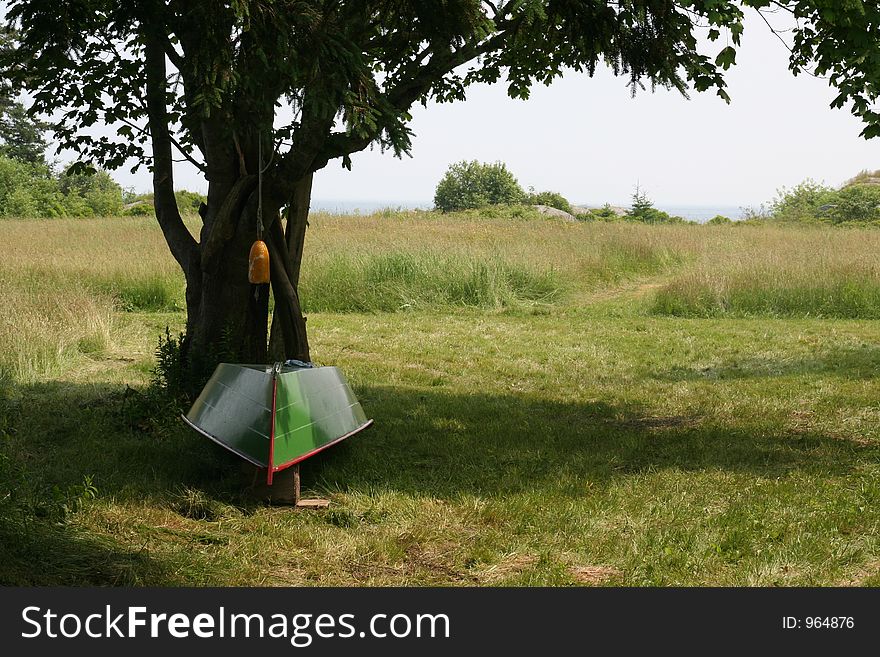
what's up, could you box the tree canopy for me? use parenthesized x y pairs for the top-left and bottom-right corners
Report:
(4, 1), (880, 177)
(0, 28), (46, 164)
(4, 0), (880, 384)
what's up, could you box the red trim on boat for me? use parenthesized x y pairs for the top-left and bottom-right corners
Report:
(271, 419), (374, 476)
(267, 374), (278, 485)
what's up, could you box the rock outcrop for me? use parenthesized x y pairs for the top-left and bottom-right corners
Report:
(533, 204), (577, 221)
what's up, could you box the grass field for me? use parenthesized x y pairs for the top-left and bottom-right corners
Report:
(2, 212), (880, 586)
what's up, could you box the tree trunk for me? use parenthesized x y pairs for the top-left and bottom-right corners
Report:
(268, 173), (313, 362)
(175, 170), (312, 395)
(143, 19), (321, 397)
(183, 182), (275, 387)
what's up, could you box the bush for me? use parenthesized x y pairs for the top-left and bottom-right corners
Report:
(122, 201), (154, 216)
(826, 184), (880, 224)
(707, 215), (733, 225)
(58, 167), (124, 216)
(175, 189), (207, 215)
(626, 207), (687, 224)
(526, 189), (573, 214)
(577, 204), (621, 222)
(766, 177), (880, 225)
(121, 189), (206, 217)
(434, 160), (525, 212)
(462, 204), (545, 220)
(0, 157), (65, 216)
(769, 179), (835, 221)
(0, 156), (126, 217)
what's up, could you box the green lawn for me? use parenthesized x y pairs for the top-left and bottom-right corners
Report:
(2, 214), (880, 586)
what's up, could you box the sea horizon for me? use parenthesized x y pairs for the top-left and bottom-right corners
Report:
(310, 199), (751, 222)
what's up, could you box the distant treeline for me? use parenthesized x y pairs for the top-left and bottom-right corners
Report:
(433, 160), (880, 227)
(0, 154), (204, 218)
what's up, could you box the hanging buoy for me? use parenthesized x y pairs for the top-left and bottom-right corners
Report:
(248, 240), (270, 284)
(249, 135), (271, 284)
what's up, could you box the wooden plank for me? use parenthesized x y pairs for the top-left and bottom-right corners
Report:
(242, 462), (329, 508)
(296, 498), (330, 509)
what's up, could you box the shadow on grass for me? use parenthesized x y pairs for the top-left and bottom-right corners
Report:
(310, 384), (879, 498)
(2, 377), (877, 584)
(655, 343), (880, 382)
(3, 378), (876, 504)
(0, 516), (182, 586)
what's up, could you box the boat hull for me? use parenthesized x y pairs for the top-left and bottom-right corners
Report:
(184, 363), (371, 479)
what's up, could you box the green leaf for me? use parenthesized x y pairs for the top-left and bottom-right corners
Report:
(715, 46), (737, 70)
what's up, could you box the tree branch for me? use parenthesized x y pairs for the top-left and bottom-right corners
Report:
(265, 221), (309, 361)
(199, 175), (256, 272)
(118, 115), (206, 172)
(317, 31), (512, 165)
(143, 23), (199, 275)
(159, 31), (184, 72)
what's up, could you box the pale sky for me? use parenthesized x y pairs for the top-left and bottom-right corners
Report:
(99, 11), (878, 210)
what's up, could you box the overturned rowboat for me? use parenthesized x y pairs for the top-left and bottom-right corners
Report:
(183, 361), (372, 484)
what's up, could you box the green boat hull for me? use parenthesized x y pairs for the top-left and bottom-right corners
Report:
(183, 362), (371, 482)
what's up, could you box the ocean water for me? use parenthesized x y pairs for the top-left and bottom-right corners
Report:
(310, 199), (429, 214)
(310, 199), (748, 222)
(654, 205), (746, 222)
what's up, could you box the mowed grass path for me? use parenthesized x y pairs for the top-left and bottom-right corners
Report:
(2, 213), (880, 585)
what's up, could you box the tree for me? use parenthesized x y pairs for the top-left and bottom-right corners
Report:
(0, 27), (46, 164)
(0, 100), (48, 164)
(434, 160), (524, 211)
(629, 184), (655, 217)
(625, 184), (684, 223)
(5, 1), (880, 390)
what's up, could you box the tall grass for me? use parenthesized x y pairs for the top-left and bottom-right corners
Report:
(301, 211), (686, 311)
(0, 216), (185, 384)
(0, 273), (116, 385)
(301, 251), (566, 312)
(0, 212), (690, 383)
(651, 226), (880, 318)
(1, 216), (187, 312)
(8, 212), (880, 387)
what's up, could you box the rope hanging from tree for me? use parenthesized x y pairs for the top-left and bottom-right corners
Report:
(248, 136), (270, 285)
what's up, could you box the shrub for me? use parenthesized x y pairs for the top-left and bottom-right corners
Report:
(466, 204), (544, 220)
(769, 179), (835, 221)
(766, 177), (880, 224)
(626, 207), (687, 224)
(120, 189), (206, 217)
(175, 189), (207, 215)
(58, 166), (124, 216)
(0, 157), (126, 217)
(707, 215), (733, 225)
(739, 205), (770, 223)
(122, 201), (154, 216)
(526, 189), (573, 214)
(434, 160), (525, 212)
(578, 204), (621, 222)
(0, 157), (65, 216)
(826, 184), (880, 224)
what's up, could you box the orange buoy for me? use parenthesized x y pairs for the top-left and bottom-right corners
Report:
(248, 240), (270, 284)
